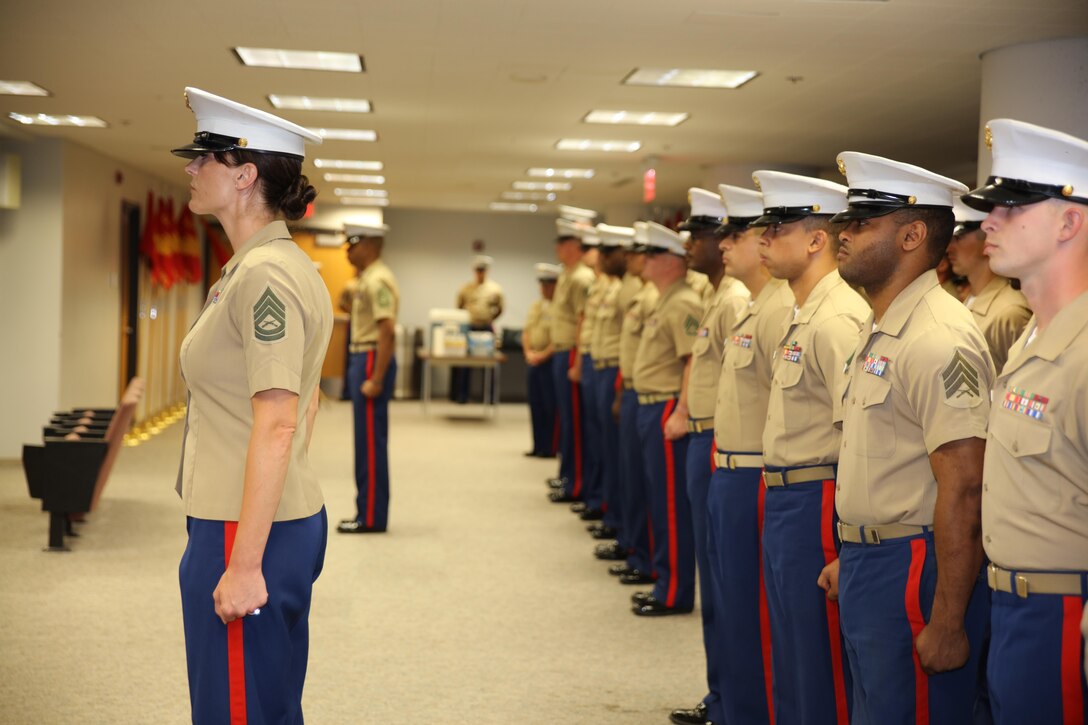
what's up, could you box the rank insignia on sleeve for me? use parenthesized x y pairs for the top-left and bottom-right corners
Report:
(782, 342), (803, 364)
(684, 314), (699, 336)
(377, 286), (392, 309)
(941, 350), (980, 400)
(732, 333), (753, 348)
(1002, 386), (1049, 421)
(253, 287), (287, 342)
(863, 353), (891, 377)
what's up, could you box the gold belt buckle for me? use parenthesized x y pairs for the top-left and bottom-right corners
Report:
(986, 564), (997, 590)
(865, 526), (881, 544)
(836, 521), (846, 542)
(1015, 574), (1029, 598)
(728, 455), (739, 470)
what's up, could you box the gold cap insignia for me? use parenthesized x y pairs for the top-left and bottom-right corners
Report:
(908, 195), (917, 205)
(836, 159), (847, 176)
(984, 125), (993, 151)
(1062, 185), (1074, 197)
(184, 91), (191, 111)
(238, 138), (248, 148)
(752, 176), (762, 191)
(812, 204), (821, 212)
(995, 177), (1003, 186)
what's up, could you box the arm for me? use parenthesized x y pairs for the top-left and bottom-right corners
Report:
(568, 315), (583, 382)
(663, 355), (693, 440)
(361, 318), (396, 398)
(213, 388), (299, 624)
(303, 385), (320, 451)
(914, 436), (985, 674)
(338, 286), (353, 313)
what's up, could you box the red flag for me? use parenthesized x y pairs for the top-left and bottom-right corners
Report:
(177, 205), (202, 284)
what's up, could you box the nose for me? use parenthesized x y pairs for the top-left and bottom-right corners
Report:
(184, 157), (200, 177)
(981, 208), (1000, 234)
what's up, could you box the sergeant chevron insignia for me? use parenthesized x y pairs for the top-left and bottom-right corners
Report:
(684, 314), (699, 336)
(941, 350), (980, 403)
(253, 287), (287, 342)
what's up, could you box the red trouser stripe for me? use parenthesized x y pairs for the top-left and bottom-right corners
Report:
(1062, 596), (1086, 725)
(905, 538), (930, 725)
(757, 477), (775, 725)
(365, 352), (377, 527)
(615, 371), (623, 395)
(223, 522), (247, 725)
(819, 481), (850, 725)
(709, 437), (716, 472)
(570, 349), (583, 496)
(660, 399), (679, 608)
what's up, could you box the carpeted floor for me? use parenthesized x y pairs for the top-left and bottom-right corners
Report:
(0, 399), (705, 724)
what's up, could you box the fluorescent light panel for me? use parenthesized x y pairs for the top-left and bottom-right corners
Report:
(323, 173), (385, 184)
(0, 81), (50, 96)
(513, 181), (572, 191)
(555, 139), (641, 152)
(334, 188), (388, 198)
(269, 95), (371, 113)
(502, 191), (556, 201)
(234, 47), (364, 73)
(490, 202), (538, 212)
(8, 113), (107, 127)
(313, 159), (383, 170)
(527, 167), (595, 179)
(623, 68), (758, 89)
(584, 110), (689, 127)
(340, 197), (390, 206)
(308, 127), (377, 142)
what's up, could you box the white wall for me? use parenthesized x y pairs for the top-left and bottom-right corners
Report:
(0, 137), (64, 459)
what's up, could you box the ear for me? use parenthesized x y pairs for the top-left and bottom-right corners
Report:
(1056, 202), (1086, 244)
(234, 162), (259, 191)
(900, 218), (927, 253)
(808, 228), (829, 255)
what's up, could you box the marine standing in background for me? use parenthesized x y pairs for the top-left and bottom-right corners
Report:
(452, 255), (504, 403)
(827, 153), (995, 724)
(523, 263), (560, 458)
(962, 119), (1088, 724)
(568, 228), (606, 515)
(947, 198), (1031, 372)
(338, 223), (399, 535)
(754, 170), (868, 724)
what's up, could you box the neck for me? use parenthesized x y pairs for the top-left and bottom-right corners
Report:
(866, 265), (926, 322)
(965, 264), (997, 298)
(650, 268), (684, 293)
(739, 267), (771, 300)
(705, 266), (725, 290)
(1019, 264), (1088, 331)
(221, 208), (276, 254)
(788, 255), (837, 309)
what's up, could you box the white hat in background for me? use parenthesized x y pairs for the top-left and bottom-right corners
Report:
(679, 188), (726, 232)
(172, 87), (321, 160)
(473, 255), (494, 269)
(962, 118), (1088, 211)
(717, 184), (764, 228)
(596, 223), (635, 248)
(751, 170), (848, 226)
(643, 222), (688, 257)
(535, 263), (561, 281)
(556, 218), (586, 240)
(632, 221), (650, 250)
(558, 205), (599, 223)
(345, 223), (389, 243)
(831, 151), (967, 223)
(953, 196), (989, 236)
(581, 227), (602, 247)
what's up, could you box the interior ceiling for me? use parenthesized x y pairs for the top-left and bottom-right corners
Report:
(1, 0), (1085, 214)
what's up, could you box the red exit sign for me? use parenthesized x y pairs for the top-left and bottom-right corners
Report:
(643, 168), (656, 203)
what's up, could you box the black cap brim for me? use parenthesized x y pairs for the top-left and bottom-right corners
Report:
(751, 211), (807, 227)
(171, 142), (231, 159)
(677, 216), (724, 233)
(960, 184), (1050, 212)
(829, 203), (903, 225)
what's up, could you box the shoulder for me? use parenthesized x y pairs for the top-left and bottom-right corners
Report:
(824, 280), (870, 320)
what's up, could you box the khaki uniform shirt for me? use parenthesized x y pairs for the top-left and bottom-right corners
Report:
(591, 277), (624, 363)
(177, 221), (333, 521)
(551, 262), (595, 351)
(687, 269), (713, 306)
(350, 259), (399, 347)
(966, 277), (1031, 374)
(619, 282), (657, 385)
(688, 277), (750, 420)
(458, 279), (504, 327)
(983, 290), (1088, 571)
(579, 275), (608, 355)
(524, 299), (553, 352)
(837, 271), (994, 527)
(633, 278), (704, 394)
(714, 279), (795, 452)
(764, 270), (869, 467)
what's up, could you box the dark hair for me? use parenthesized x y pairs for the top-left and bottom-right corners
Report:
(890, 206), (955, 268)
(213, 150), (317, 221)
(800, 214), (845, 251)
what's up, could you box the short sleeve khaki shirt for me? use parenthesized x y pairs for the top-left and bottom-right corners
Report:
(178, 221), (333, 522)
(458, 279), (504, 326)
(837, 271), (994, 527)
(550, 263), (594, 350)
(966, 277), (1031, 374)
(688, 277), (750, 420)
(763, 270), (869, 467)
(524, 298), (553, 352)
(351, 259), (399, 346)
(619, 281), (657, 383)
(579, 275), (608, 354)
(713, 279), (795, 451)
(591, 277), (624, 363)
(983, 290), (1088, 571)
(633, 278), (703, 394)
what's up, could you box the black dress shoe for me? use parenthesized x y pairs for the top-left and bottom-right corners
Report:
(546, 477), (566, 489)
(618, 569), (656, 585)
(336, 521), (386, 534)
(548, 491), (579, 503)
(570, 501), (588, 513)
(669, 702), (709, 725)
(631, 591), (656, 605)
(579, 508), (604, 521)
(590, 526), (618, 540)
(632, 599), (693, 617)
(609, 563), (633, 576)
(594, 547), (626, 562)
(524, 451), (539, 457)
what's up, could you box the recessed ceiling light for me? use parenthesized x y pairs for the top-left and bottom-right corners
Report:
(0, 81), (50, 96)
(308, 128), (377, 142)
(234, 47), (364, 73)
(555, 139), (641, 152)
(340, 197), (389, 206)
(513, 181), (573, 191)
(502, 191), (557, 201)
(8, 112), (107, 127)
(323, 173), (385, 184)
(313, 159), (383, 170)
(490, 202), (538, 213)
(584, 110), (689, 127)
(269, 95), (371, 113)
(527, 168), (595, 179)
(334, 188), (388, 198)
(623, 68), (758, 89)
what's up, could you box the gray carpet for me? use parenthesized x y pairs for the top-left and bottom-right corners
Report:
(0, 400), (705, 724)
